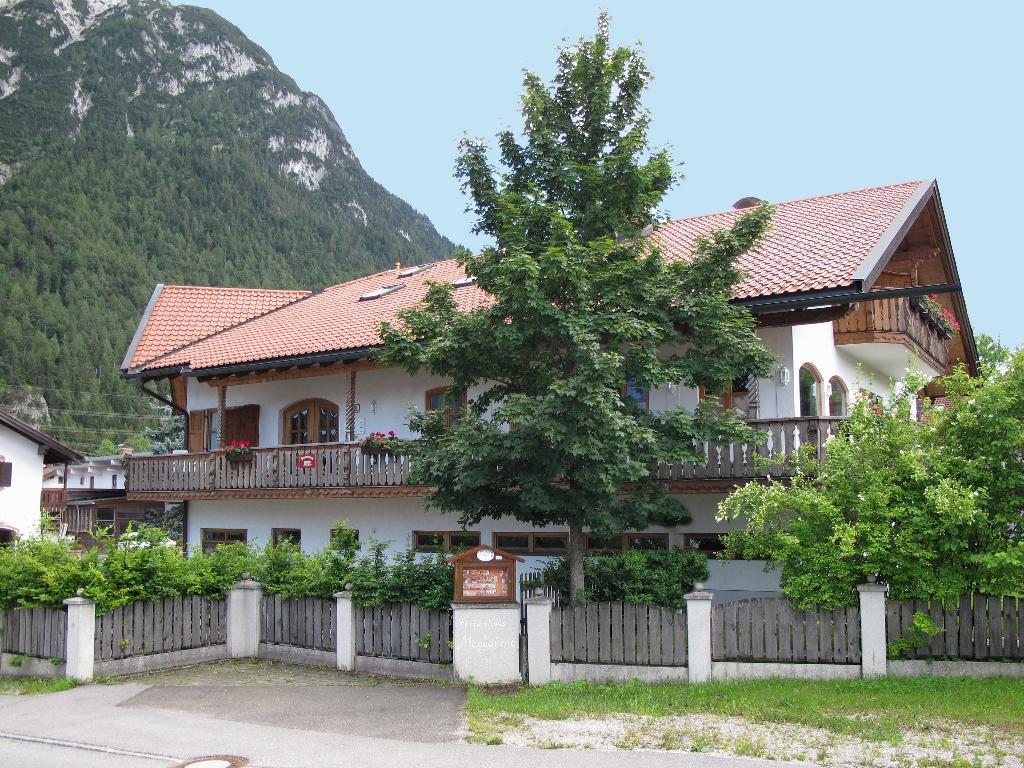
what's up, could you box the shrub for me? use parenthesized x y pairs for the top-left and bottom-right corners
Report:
(533, 547), (709, 608)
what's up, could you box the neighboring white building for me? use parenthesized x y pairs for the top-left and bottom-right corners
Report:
(0, 409), (82, 543)
(44, 454), (133, 493)
(120, 180), (978, 599)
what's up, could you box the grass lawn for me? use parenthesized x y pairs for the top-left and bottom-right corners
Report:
(467, 676), (1024, 742)
(0, 677), (80, 696)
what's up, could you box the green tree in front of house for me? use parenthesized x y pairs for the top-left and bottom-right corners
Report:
(377, 14), (775, 602)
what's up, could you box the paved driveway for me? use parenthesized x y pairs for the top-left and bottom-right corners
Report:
(119, 659), (466, 742)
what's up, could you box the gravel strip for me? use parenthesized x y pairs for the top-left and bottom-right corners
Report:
(485, 713), (1024, 767)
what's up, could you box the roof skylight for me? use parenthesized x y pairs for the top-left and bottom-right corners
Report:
(398, 263), (432, 278)
(358, 284), (404, 301)
(452, 276), (477, 288)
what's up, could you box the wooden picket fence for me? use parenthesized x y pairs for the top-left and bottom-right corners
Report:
(94, 596), (226, 661)
(259, 595), (336, 651)
(887, 595), (1024, 660)
(354, 604), (452, 664)
(550, 602), (688, 666)
(1, 607), (66, 661)
(712, 597), (861, 664)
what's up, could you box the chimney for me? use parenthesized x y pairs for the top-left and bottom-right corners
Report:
(394, 261), (401, 277)
(733, 196), (765, 210)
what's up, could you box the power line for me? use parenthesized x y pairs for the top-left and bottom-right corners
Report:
(2, 386), (157, 401)
(46, 409), (163, 419)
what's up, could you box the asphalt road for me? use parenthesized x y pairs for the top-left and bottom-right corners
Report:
(0, 670), (817, 768)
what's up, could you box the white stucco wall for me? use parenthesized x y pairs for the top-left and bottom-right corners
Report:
(60, 458), (127, 491)
(0, 424), (45, 538)
(791, 321), (893, 413)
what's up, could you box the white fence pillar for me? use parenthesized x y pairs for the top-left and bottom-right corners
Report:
(858, 582), (888, 677)
(525, 597), (552, 685)
(684, 587), (713, 683)
(63, 596), (96, 681)
(226, 578), (262, 658)
(452, 602), (521, 684)
(335, 591), (356, 671)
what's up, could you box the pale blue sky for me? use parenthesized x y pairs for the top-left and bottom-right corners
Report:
(185, 1), (1021, 346)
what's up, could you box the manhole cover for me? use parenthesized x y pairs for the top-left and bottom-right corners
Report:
(175, 757), (248, 768)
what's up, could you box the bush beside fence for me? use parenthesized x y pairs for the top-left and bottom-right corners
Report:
(887, 595), (1023, 660)
(712, 597), (861, 664)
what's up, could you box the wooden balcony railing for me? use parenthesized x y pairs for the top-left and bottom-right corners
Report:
(40, 488), (68, 514)
(126, 418), (845, 496)
(127, 443), (413, 496)
(833, 295), (950, 370)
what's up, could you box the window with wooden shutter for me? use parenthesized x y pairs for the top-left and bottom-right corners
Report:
(187, 411), (206, 452)
(223, 404), (260, 446)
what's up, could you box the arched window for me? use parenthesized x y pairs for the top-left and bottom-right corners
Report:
(798, 364), (823, 417)
(282, 399), (339, 445)
(828, 377), (848, 417)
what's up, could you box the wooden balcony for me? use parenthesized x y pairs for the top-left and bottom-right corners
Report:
(126, 418), (845, 500)
(833, 296), (950, 374)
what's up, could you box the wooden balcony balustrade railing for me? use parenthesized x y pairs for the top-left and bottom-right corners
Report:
(833, 295), (950, 370)
(125, 417), (845, 496)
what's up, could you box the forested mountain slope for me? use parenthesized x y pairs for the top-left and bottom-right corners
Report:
(0, 0), (456, 451)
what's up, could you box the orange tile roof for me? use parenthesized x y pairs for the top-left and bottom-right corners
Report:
(654, 180), (925, 299)
(127, 285), (310, 368)
(137, 261), (490, 372)
(130, 181), (929, 374)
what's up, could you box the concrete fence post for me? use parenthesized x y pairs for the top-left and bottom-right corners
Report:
(226, 578), (262, 658)
(334, 591), (356, 671)
(684, 586), (713, 683)
(857, 581), (888, 677)
(525, 597), (552, 685)
(63, 596), (96, 681)
(452, 602), (521, 684)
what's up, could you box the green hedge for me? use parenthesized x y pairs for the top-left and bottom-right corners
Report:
(0, 524), (454, 613)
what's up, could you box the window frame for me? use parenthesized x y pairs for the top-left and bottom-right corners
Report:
(492, 531), (570, 555)
(622, 379), (650, 411)
(413, 529), (480, 552)
(828, 376), (849, 417)
(624, 532), (670, 551)
(282, 398), (340, 445)
(798, 363), (824, 417)
(201, 528), (247, 554)
(699, 386), (736, 410)
(424, 386), (467, 428)
(683, 532), (727, 559)
(271, 528), (302, 547)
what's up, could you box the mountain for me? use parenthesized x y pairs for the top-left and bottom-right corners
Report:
(0, 0), (457, 452)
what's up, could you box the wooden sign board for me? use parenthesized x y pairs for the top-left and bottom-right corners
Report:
(447, 544), (524, 604)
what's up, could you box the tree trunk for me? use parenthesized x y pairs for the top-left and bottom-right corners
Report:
(568, 523), (586, 605)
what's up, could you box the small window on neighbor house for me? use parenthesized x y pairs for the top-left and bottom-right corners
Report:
(425, 387), (466, 428)
(625, 532), (669, 551)
(112, 474), (118, 489)
(828, 377), (848, 417)
(413, 530), (480, 552)
(799, 364), (823, 417)
(89, 476), (95, 489)
(587, 533), (625, 554)
(272, 528), (301, 547)
(202, 528), (247, 554)
(493, 532), (569, 554)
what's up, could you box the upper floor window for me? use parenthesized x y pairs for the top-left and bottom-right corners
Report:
(283, 399), (339, 445)
(425, 387), (465, 428)
(623, 379), (649, 411)
(799, 364), (823, 417)
(828, 377), (848, 417)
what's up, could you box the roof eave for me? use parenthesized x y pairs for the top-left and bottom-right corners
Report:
(120, 284), (164, 372)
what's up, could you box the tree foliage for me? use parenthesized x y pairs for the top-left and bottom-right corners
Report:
(378, 15), (774, 601)
(720, 355), (1024, 608)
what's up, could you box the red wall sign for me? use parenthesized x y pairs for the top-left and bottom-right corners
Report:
(297, 454), (316, 469)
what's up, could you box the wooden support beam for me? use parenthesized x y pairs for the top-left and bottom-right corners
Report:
(199, 359), (381, 387)
(217, 385), (226, 449)
(346, 370), (357, 442)
(756, 305), (853, 328)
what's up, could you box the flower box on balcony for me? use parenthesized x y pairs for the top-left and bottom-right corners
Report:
(223, 440), (253, 462)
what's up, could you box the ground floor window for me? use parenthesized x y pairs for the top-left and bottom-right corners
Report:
(272, 528), (301, 547)
(0, 528), (14, 547)
(413, 530), (480, 552)
(202, 528), (247, 554)
(684, 533), (726, 558)
(587, 531), (669, 553)
(493, 532), (569, 554)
